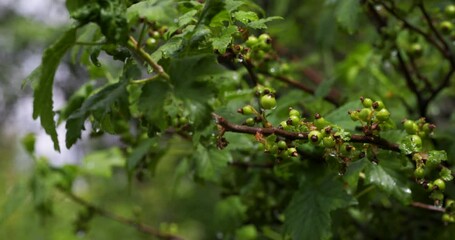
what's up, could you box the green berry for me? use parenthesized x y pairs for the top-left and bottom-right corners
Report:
(372, 101), (385, 110)
(445, 5), (455, 18)
(430, 191), (444, 201)
(434, 179), (446, 191)
(280, 121), (288, 129)
(358, 108), (372, 122)
(414, 167), (425, 179)
(376, 108), (391, 122)
(408, 43), (423, 58)
(287, 147), (298, 157)
(146, 38), (158, 48)
(361, 98), (373, 108)
(440, 21), (453, 35)
(260, 94), (277, 110)
(308, 130), (322, 144)
(409, 134), (422, 148)
(246, 36), (258, 48)
(314, 117), (329, 129)
(289, 109), (300, 117)
(245, 117), (255, 126)
(404, 120), (419, 134)
(178, 116), (188, 125)
(322, 136), (336, 148)
(288, 115), (300, 126)
(277, 140), (287, 149)
(242, 105), (255, 115)
(349, 111), (359, 121)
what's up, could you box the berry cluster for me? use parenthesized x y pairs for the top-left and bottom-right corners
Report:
(349, 97), (391, 136)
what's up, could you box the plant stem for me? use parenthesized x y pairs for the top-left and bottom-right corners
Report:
(127, 36), (170, 80)
(58, 187), (184, 240)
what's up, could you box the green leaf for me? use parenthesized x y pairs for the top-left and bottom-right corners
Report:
(151, 37), (184, 62)
(212, 25), (238, 54)
(285, 174), (356, 240)
(365, 159), (412, 204)
(32, 27), (77, 151)
(427, 150), (448, 168)
(66, 81), (127, 148)
(195, 144), (232, 182)
(315, 77), (336, 99)
(232, 10), (259, 24)
(81, 147), (124, 177)
(226, 0), (244, 13)
(209, 10), (230, 28)
(343, 158), (369, 192)
(440, 167), (453, 182)
(325, 100), (361, 131)
(214, 196), (247, 232)
(127, 138), (157, 171)
(197, 0), (226, 26)
(336, 0), (360, 34)
(0, 182), (28, 225)
(247, 16), (283, 29)
(126, 0), (177, 24)
(138, 80), (171, 131)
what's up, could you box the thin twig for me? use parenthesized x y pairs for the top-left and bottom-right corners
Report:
(411, 201), (445, 213)
(59, 188), (184, 240)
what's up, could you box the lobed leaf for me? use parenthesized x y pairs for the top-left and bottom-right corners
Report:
(32, 27), (77, 151)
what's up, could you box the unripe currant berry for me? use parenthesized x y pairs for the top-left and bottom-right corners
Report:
(277, 140), (287, 149)
(422, 123), (435, 135)
(439, 21), (453, 35)
(241, 105), (255, 115)
(287, 147), (298, 157)
(260, 94), (276, 110)
(258, 33), (272, 50)
(431, 191), (444, 201)
(376, 108), (391, 122)
(288, 115), (300, 126)
(404, 120), (419, 134)
(434, 179), (446, 191)
(178, 116), (188, 125)
(408, 43), (423, 58)
(445, 5), (455, 18)
(361, 97), (373, 108)
(409, 134), (422, 148)
(245, 117), (255, 126)
(414, 167), (425, 179)
(372, 101), (385, 110)
(349, 111), (359, 121)
(289, 109), (300, 117)
(358, 108), (372, 122)
(246, 36), (258, 48)
(280, 121), (288, 129)
(146, 38), (158, 48)
(269, 144), (279, 154)
(322, 136), (336, 148)
(314, 116), (329, 129)
(308, 130), (322, 144)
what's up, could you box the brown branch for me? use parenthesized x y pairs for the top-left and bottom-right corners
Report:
(241, 58), (259, 87)
(417, 3), (450, 54)
(59, 188), (184, 240)
(212, 113), (400, 152)
(411, 201), (445, 213)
